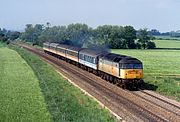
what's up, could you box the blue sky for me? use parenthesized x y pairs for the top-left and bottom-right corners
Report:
(0, 0), (180, 32)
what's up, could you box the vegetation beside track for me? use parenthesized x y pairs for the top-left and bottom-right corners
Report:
(10, 44), (116, 122)
(112, 49), (180, 101)
(0, 44), (52, 122)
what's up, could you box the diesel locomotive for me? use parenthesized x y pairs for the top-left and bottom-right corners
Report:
(43, 42), (143, 88)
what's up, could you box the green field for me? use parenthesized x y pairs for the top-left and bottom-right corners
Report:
(112, 49), (180, 101)
(155, 36), (180, 40)
(10, 45), (115, 122)
(152, 39), (180, 49)
(0, 46), (52, 122)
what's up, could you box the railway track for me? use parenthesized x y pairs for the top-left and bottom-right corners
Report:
(133, 89), (180, 116)
(15, 43), (180, 122)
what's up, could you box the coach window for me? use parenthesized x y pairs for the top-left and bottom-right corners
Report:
(84, 55), (87, 61)
(61, 49), (63, 53)
(90, 57), (92, 63)
(87, 56), (89, 62)
(91, 57), (93, 63)
(88, 56), (90, 62)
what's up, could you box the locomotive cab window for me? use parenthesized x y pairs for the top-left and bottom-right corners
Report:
(120, 64), (142, 69)
(133, 64), (142, 69)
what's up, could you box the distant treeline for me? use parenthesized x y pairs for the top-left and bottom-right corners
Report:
(1, 23), (156, 49)
(0, 28), (20, 44)
(148, 29), (180, 37)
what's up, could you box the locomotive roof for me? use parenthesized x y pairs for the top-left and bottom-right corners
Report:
(120, 56), (142, 64)
(102, 53), (126, 61)
(101, 53), (142, 64)
(79, 48), (109, 57)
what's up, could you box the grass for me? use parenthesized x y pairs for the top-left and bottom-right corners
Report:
(0, 45), (52, 122)
(0, 41), (7, 47)
(10, 45), (116, 122)
(112, 49), (180, 101)
(152, 39), (180, 49)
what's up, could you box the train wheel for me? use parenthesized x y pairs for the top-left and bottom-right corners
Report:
(122, 84), (127, 89)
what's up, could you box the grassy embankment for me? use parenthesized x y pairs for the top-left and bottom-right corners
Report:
(0, 42), (52, 122)
(10, 44), (115, 122)
(112, 39), (180, 101)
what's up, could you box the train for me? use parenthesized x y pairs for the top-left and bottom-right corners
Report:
(43, 42), (143, 89)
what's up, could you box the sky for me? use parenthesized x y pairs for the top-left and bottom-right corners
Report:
(0, 0), (180, 32)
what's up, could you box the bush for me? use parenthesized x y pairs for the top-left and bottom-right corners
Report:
(147, 41), (156, 49)
(136, 42), (142, 49)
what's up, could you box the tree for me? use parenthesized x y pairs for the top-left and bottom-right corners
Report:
(19, 23), (156, 49)
(146, 42), (156, 49)
(148, 29), (160, 36)
(0, 28), (8, 43)
(66, 23), (92, 47)
(20, 24), (44, 45)
(137, 28), (151, 49)
(137, 28), (156, 49)
(33, 24), (44, 45)
(95, 25), (127, 49)
(124, 26), (137, 49)
(7, 31), (20, 40)
(109, 26), (126, 48)
(46, 22), (51, 28)
(21, 24), (34, 42)
(94, 25), (112, 46)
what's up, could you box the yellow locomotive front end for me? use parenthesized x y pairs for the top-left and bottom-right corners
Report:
(120, 64), (143, 79)
(118, 57), (143, 88)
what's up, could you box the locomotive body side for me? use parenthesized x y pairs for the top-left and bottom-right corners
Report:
(98, 58), (119, 77)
